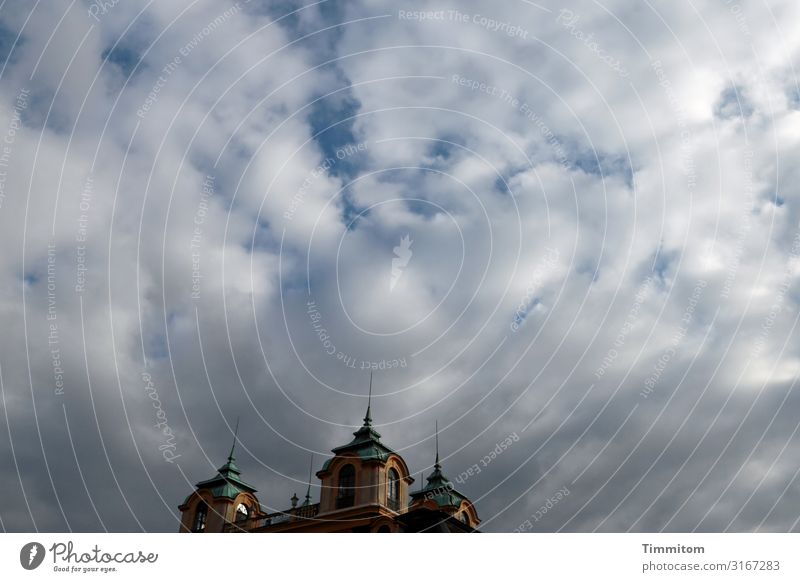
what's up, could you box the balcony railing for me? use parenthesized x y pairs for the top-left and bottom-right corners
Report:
(295, 503), (319, 519)
(223, 503), (319, 532)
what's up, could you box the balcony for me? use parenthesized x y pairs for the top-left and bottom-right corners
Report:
(295, 503), (319, 519)
(223, 503), (320, 532)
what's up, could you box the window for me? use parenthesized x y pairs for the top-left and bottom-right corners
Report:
(459, 511), (469, 524)
(192, 501), (208, 532)
(235, 503), (249, 522)
(336, 464), (355, 508)
(387, 468), (401, 511)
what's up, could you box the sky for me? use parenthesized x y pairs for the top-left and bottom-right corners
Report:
(1, 0), (800, 533)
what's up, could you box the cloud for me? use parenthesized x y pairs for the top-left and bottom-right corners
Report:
(1, 0), (800, 533)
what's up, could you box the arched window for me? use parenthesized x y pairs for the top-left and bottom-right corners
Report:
(192, 501), (208, 532)
(387, 468), (400, 510)
(235, 503), (249, 522)
(459, 511), (469, 524)
(336, 464), (355, 508)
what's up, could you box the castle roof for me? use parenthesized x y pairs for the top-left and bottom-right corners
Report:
(409, 460), (469, 509)
(185, 423), (257, 503)
(409, 423), (469, 510)
(321, 396), (397, 470)
(193, 453), (258, 500)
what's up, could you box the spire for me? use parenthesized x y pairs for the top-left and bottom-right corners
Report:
(409, 421), (469, 510)
(303, 454), (314, 506)
(327, 372), (392, 462)
(434, 420), (441, 470)
(217, 417), (242, 476)
(194, 417), (258, 499)
(228, 417), (240, 462)
(363, 371), (373, 427)
(425, 420), (446, 485)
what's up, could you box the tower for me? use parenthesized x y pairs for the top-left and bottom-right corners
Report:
(406, 422), (480, 530)
(314, 376), (414, 532)
(178, 422), (261, 533)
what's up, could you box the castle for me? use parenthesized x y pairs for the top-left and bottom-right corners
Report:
(177, 396), (480, 533)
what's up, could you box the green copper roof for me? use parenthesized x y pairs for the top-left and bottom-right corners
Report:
(322, 380), (397, 470)
(194, 458), (257, 499)
(191, 424), (257, 501)
(322, 423), (397, 469)
(410, 463), (468, 509)
(410, 423), (469, 509)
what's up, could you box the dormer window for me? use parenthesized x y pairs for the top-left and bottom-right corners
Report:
(192, 501), (208, 532)
(336, 464), (355, 508)
(387, 468), (401, 511)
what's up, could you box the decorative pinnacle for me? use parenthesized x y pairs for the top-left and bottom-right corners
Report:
(434, 420), (441, 470)
(304, 454), (314, 505)
(228, 417), (240, 462)
(363, 372), (373, 427)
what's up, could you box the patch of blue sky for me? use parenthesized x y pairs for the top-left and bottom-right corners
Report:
(101, 43), (142, 78)
(19, 88), (71, 134)
(339, 192), (368, 231)
(0, 20), (23, 67)
(788, 85), (800, 110)
(646, 245), (679, 289)
(308, 83), (362, 179)
(714, 85), (754, 120)
(248, 220), (281, 254)
(426, 139), (455, 162)
(567, 147), (635, 189)
(512, 297), (541, 330)
(575, 260), (600, 282)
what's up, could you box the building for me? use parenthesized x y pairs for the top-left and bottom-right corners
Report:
(178, 398), (480, 533)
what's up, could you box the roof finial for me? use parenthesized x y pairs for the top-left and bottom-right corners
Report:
(434, 420), (441, 469)
(228, 417), (240, 461)
(303, 454), (314, 505)
(363, 371), (373, 427)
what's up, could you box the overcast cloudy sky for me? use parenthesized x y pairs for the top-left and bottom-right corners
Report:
(1, 0), (800, 533)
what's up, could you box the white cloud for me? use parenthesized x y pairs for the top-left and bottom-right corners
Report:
(2, 0), (800, 532)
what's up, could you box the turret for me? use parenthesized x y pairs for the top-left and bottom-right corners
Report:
(315, 374), (414, 517)
(408, 422), (480, 529)
(178, 421), (261, 532)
